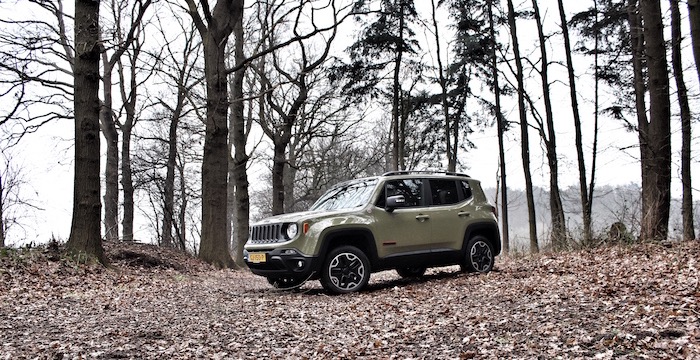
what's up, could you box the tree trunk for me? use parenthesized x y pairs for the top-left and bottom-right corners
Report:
(197, 3), (236, 267)
(230, 0), (248, 266)
(559, 0), (593, 245)
(532, 0), (566, 249)
(639, 0), (672, 241)
(688, 0), (700, 84)
(670, 0), (696, 241)
(588, 0), (600, 246)
(0, 171), (5, 247)
(120, 50), (139, 242)
(101, 56), (120, 242)
(162, 91), (184, 248)
(121, 118), (134, 242)
(429, 0), (454, 172)
(488, 0), (509, 253)
(391, 2), (405, 171)
(68, 0), (105, 263)
(627, 0), (650, 238)
(271, 138), (287, 215)
(507, 0), (538, 253)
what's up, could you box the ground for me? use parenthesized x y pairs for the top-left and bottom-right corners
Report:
(0, 240), (698, 359)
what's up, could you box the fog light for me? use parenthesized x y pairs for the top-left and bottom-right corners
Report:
(297, 260), (304, 269)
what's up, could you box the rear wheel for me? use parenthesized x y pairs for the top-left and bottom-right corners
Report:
(461, 235), (495, 273)
(320, 246), (371, 294)
(396, 267), (426, 278)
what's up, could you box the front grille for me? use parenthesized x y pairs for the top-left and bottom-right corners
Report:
(249, 224), (285, 244)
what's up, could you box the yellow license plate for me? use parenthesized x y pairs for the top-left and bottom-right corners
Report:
(248, 252), (266, 263)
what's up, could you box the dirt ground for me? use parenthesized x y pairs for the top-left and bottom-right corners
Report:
(1, 240), (698, 359)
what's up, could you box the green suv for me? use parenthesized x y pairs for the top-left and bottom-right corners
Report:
(244, 171), (501, 293)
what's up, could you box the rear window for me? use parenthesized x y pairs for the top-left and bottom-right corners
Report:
(429, 179), (459, 205)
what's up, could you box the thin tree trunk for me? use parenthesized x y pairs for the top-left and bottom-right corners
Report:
(559, 0), (593, 245)
(532, 0), (566, 249)
(588, 0), (600, 245)
(101, 55), (120, 242)
(670, 0), (696, 241)
(488, 0), (509, 253)
(230, 0), (248, 266)
(430, 0), (454, 172)
(507, 0), (538, 253)
(391, 2), (405, 171)
(0, 172), (5, 247)
(627, 0), (650, 238)
(68, 0), (105, 263)
(688, 0), (700, 84)
(119, 46), (139, 242)
(639, 0), (672, 241)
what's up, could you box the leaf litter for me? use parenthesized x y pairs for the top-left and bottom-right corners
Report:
(0, 240), (698, 359)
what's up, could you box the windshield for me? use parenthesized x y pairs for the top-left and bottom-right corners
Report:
(310, 178), (378, 211)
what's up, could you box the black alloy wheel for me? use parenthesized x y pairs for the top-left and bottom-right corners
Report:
(320, 245), (371, 294)
(463, 235), (495, 273)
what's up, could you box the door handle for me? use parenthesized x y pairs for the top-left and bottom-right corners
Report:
(458, 211), (471, 217)
(415, 214), (430, 221)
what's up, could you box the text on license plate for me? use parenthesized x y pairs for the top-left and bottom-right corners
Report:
(248, 252), (266, 263)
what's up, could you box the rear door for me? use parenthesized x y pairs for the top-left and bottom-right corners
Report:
(424, 178), (474, 252)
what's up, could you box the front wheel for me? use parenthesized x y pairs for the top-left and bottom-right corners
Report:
(320, 246), (371, 294)
(461, 235), (495, 273)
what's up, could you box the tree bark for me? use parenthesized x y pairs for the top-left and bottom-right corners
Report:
(67, 0), (105, 263)
(532, 0), (566, 249)
(670, 0), (696, 241)
(507, 0), (538, 253)
(230, 0), (248, 266)
(429, 0), (454, 172)
(559, 0), (593, 245)
(639, 0), (672, 241)
(688, 0), (700, 84)
(189, 0), (239, 268)
(391, 1), (405, 171)
(100, 54), (120, 242)
(488, 0), (509, 253)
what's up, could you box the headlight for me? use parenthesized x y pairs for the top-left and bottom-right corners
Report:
(285, 223), (299, 239)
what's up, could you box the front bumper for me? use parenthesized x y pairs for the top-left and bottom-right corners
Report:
(244, 248), (320, 280)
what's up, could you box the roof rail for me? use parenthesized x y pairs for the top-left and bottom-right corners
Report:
(382, 170), (470, 178)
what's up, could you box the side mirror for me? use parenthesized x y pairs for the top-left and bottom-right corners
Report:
(385, 195), (406, 213)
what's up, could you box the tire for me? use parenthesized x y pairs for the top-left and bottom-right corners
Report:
(396, 267), (426, 278)
(320, 246), (371, 294)
(266, 276), (305, 290)
(462, 235), (495, 273)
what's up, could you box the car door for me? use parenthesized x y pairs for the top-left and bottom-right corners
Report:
(371, 178), (432, 259)
(424, 179), (473, 252)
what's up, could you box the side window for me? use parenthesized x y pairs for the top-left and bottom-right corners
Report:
(430, 179), (459, 206)
(379, 179), (423, 207)
(461, 181), (473, 200)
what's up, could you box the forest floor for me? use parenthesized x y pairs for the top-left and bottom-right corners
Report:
(0, 240), (698, 359)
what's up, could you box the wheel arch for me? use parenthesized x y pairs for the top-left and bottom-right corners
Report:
(317, 228), (378, 269)
(463, 222), (502, 256)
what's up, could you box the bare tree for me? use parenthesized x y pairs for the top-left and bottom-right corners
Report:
(67, 0), (105, 262)
(507, 0), (538, 253)
(638, 0), (672, 241)
(559, 0), (595, 245)
(100, 0), (152, 242)
(670, 0), (695, 241)
(531, 0), (566, 249)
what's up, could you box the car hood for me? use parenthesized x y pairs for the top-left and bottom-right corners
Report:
(251, 208), (363, 225)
